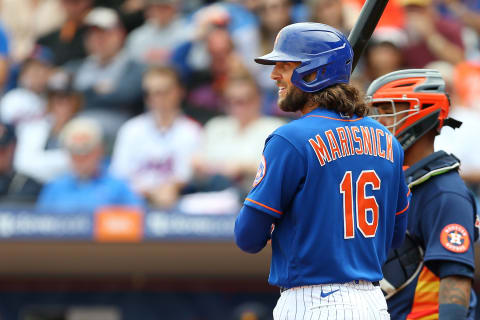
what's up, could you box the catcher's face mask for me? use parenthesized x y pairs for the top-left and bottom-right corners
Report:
(365, 69), (458, 150)
(368, 98), (419, 135)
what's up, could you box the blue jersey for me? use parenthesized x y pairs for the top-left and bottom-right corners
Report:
(386, 152), (478, 319)
(244, 108), (410, 288)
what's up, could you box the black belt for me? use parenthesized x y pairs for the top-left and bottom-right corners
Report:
(280, 281), (380, 293)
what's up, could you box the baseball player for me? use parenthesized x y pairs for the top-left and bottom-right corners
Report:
(367, 69), (479, 319)
(234, 22), (410, 319)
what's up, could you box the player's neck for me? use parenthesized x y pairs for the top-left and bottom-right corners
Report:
(300, 100), (319, 115)
(404, 131), (435, 167)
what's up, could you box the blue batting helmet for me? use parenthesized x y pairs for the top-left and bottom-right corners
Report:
(255, 22), (353, 93)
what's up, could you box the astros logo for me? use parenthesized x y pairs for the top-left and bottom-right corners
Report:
(440, 224), (470, 253)
(252, 155), (266, 188)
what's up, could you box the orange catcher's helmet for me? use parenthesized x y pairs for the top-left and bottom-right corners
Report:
(366, 69), (461, 150)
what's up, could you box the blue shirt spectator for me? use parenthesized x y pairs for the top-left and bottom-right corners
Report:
(37, 166), (143, 213)
(36, 117), (143, 213)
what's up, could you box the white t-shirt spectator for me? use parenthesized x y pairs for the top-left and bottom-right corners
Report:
(202, 116), (285, 168)
(110, 113), (203, 192)
(435, 106), (480, 174)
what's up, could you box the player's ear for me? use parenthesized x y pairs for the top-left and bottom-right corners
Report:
(303, 71), (318, 83)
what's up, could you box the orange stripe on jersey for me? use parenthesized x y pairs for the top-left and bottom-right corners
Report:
(306, 115), (364, 122)
(396, 200), (409, 215)
(245, 198), (283, 215)
(406, 267), (440, 320)
(396, 189), (411, 215)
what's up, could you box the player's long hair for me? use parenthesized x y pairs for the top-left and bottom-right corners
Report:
(312, 83), (368, 117)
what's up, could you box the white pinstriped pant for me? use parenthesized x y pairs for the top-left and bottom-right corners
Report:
(273, 280), (390, 320)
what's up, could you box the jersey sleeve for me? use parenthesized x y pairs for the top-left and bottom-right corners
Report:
(391, 144), (410, 248)
(234, 205), (275, 253)
(419, 192), (476, 269)
(243, 134), (306, 219)
(396, 148), (410, 217)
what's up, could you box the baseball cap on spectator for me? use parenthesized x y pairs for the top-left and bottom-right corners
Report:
(195, 5), (231, 29)
(370, 27), (407, 48)
(0, 123), (16, 147)
(84, 7), (121, 30)
(61, 118), (103, 155)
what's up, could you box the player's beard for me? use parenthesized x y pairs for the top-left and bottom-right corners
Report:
(278, 85), (309, 113)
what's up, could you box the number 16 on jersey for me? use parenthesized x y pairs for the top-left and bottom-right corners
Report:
(340, 170), (381, 239)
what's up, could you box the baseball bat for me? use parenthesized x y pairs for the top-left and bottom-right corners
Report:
(348, 0), (390, 71)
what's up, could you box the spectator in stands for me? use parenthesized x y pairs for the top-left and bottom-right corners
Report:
(14, 71), (82, 185)
(432, 61), (480, 194)
(401, 0), (465, 68)
(258, 0), (293, 55)
(173, 11), (250, 122)
(184, 3), (260, 79)
(191, 75), (284, 195)
(361, 28), (407, 88)
(435, 0), (480, 60)
(255, 0), (295, 115)
(435, 0), (480, 34)
(309, 0), (350, 34)
(0, 122), (42, 203)
(95, 0), (147, 33)
(208, 2), (261, 58)
(111, 66), (203, 209)
(1, 0), (65, 63)
(37, 117), (143, 213)
(37, 0), (93, 66)
(0, 46), (54, 125)
(125, 0), (191, 65)
(67, 7), (145, 121)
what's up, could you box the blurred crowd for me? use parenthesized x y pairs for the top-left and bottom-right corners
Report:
(0, 0), (478, 214)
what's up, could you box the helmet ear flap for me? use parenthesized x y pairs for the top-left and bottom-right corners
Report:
(291, 59), (352, 92)
(291, 63), (328, 92)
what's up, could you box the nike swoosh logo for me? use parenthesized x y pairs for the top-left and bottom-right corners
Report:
(320, 289), (339, 298)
